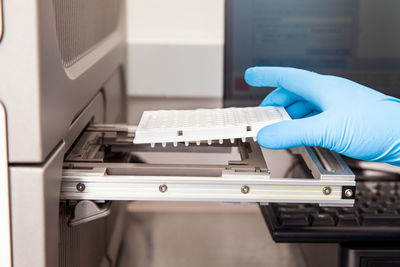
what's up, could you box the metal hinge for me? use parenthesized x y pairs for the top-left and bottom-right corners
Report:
(69, 200), (111, 227)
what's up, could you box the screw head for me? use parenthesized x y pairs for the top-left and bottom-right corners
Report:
(344, 188), (353, 198)
(76, 183), (86, 192)
(159, 184), (168, 193)
(241, 185), (250, 194)
(322, 186), (332, 195)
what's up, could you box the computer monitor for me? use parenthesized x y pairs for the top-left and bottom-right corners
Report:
(224, 0), (400, 106)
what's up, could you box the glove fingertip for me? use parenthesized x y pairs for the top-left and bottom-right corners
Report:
(245, 67), (267, 87)
(244, 68), (256, 86)
(257, 126), (284, 149)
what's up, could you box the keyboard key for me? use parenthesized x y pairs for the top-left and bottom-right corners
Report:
(337, 214), (360, 226)
(384, 205), (399, 214)
(359, 204), (379, 214)
(277, 207), (317, 215)
(376, 183), (393, 194)
(279, 214), (310, 226)
(320, 207), (338, 216)
(362, 214), (400, 226)
(365, 202), (380, 209)
(388, 196), (397, 203)
(311, 214), (335, 226)
(339, 207), (358, 215)
(272, 203), (302, 212)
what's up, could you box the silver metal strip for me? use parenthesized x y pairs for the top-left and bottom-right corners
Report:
(300, 146), (355, 181)
(61, 170), (355, 206)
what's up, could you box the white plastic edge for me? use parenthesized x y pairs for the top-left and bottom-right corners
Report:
(0, 103), (12, 267)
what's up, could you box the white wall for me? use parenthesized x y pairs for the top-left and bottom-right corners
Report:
(126, 0), (225, 98)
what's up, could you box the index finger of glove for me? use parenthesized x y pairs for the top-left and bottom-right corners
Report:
(245, 67), (329, 109)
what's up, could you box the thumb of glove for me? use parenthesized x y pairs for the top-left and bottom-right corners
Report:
(257, 114), (325, 149)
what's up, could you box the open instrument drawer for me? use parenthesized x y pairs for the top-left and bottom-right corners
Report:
(61, 124), (356, 206)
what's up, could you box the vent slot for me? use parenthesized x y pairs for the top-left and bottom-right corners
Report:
(53, 0), (121, 67)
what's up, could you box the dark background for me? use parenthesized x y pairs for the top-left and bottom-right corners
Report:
(224, 0), (400, 106)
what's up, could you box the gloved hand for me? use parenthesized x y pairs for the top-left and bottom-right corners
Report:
(244, 67), (400, 166)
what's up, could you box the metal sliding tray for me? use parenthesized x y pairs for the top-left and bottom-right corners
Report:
(61, 124), (356, 206)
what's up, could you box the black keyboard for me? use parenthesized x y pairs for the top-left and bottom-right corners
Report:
(260, 181), (400, 242)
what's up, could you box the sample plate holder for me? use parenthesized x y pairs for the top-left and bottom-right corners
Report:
(61, 124), (356, 207)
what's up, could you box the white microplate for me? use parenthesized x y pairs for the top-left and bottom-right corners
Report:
(133, 106), (291, 146)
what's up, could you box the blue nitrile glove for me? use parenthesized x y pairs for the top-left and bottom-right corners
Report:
(244, 67), (400, 166)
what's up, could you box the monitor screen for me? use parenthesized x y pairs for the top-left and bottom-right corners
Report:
(224, 0), (400, 105)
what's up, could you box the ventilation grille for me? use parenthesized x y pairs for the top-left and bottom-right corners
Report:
(59, 204), (80, 267)
(53, 0), (121, 68)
